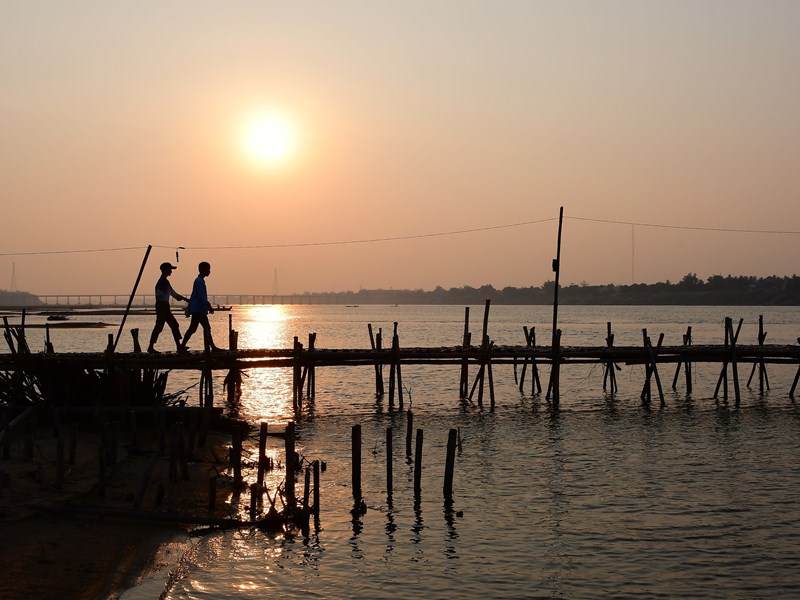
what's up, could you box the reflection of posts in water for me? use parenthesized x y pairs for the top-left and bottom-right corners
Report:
(443, 498), (459, 559)
(412, 497), (424, 545)
(385, 508), (397, 554)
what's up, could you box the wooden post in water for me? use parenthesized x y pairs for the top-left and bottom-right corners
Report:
(519, 326), (542, 395)
(545, 329), (562, 408)
(310, 332), (317, 398)
(790, 337), (800, 400)
(351, 424), (362, 501)
(285, 421), (296, 515)
(414, 428), (423, 498)
(292, 337), (302, 412)
(640, 330), (665, 407)
(405, 410), (414, 457)
(746, 315), (770, 395)
(368, 324), (384, 400)
(602, 322), (618, 394)
(729, 318), (742, 407)
(550, 207), (564, 409)
(443, 428), (457, 501)
(386, 427), (393, 501)
(376, 328), (384, 398)
(714, 320), (731, 403)
(302, 332), (316, 399)
(672, 326), (693, 395)
(257, 422), (268, 488)
(313, 459), (321, 520)
(388, 323), (404, 410)
(459, 307), (470, 398)
(714, 317), (742, 406)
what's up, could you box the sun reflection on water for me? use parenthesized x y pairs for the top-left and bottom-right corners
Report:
(228, 305), (296, 423)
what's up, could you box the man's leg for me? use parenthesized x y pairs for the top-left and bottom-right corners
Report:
(148, 313), (167, 352)
(182, 315), (201, 349)
(166, 313), (183, 351)
(200, 316), (217, 352)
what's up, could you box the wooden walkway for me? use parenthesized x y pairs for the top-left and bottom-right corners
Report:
(3, 303), (800, 409)
(1, 343), (800, 370)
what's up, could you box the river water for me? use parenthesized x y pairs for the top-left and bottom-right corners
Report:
(17, 304), (800, 598)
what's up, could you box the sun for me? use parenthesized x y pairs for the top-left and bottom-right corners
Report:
(240, 111), (298, 167)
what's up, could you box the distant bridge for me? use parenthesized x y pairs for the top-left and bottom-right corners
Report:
(35, 294), (338, 306)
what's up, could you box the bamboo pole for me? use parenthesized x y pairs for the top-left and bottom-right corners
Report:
(414, 428), (423, 498)
(285, 421), (296, 515)
(386, 427), (393, 501)
(460, 307), (470, 398)
(405, 410), (413, 457)
(114, 245), (152, 351)
(443, 428), (457, 501)
(351, 424), (362, 501)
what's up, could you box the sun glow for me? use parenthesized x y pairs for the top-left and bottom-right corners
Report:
(240, 110), (298, 167)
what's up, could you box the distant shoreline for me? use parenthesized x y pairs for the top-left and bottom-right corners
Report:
(4, 274), (800, 307)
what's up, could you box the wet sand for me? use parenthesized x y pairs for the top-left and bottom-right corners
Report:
(0, 422), (231, 599)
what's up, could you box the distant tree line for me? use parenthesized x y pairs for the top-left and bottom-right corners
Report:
(308, 274), (800, 305)
(4, 274), (800, 306)
(0, 290), (42, 307)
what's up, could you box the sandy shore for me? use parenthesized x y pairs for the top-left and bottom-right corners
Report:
(0, 418), (233, 599)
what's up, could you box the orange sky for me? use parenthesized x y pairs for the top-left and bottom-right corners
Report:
(2, 2), (799, 296)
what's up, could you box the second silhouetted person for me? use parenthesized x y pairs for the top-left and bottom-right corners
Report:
(180, 261), (221, 353)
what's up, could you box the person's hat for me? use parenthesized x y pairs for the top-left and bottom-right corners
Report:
(160, 262), (178, 271)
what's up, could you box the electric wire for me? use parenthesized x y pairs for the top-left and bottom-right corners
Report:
(2, 213), (799, 257)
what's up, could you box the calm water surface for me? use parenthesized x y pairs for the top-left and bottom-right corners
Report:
(19, 305), (800, 598)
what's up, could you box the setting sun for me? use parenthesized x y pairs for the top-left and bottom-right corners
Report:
(240, 111), (298, 166)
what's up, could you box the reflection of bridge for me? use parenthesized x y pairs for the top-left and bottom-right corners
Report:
(36, 294), (335, 306)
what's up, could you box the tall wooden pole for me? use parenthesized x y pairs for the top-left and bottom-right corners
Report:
(550, 207), (564, 409)
(114, 245), (152, 351)
(551, 207), (564, 343)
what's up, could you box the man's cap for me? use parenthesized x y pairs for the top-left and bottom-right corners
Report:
(160, 262), (178, 271)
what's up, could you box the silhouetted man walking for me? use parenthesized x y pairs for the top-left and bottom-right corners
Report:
(180, 261), (220, 352)
(147, 262), (188, 353)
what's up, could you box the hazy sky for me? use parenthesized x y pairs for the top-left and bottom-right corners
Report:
(2, 1), (799, 296)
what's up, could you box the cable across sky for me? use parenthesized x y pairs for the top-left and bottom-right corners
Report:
(1, 213), (799, 257)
